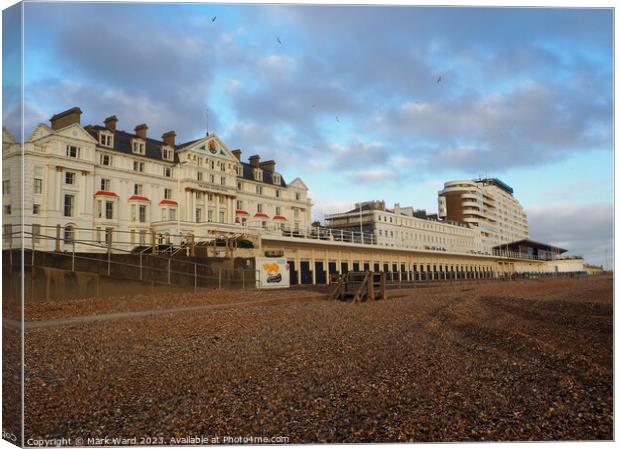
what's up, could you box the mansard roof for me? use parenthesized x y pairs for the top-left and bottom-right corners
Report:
(86, 125), (179, 163)
(240, 162), (287, 187)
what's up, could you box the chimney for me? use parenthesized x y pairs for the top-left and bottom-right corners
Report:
(232, 149), (242, 160)
(135, 123), (148, 140)
(50, 107), (82, 130)
(103, 115), (118, 132)
(162, 131), (176, 147)
(249, 154), (260, 168)
(259, 160), (276, 173)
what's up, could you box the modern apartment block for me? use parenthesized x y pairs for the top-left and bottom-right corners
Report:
(325, 200), (488, 255)
(1, 107), (312, 251)
(438, 178), (529, 247)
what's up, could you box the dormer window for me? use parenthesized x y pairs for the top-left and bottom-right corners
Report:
(161, 147), (174, 161)
(132, 139), (145, 155)
(254, 168), (263, 181)
(273, 173), (281, 185)
(99, 132), (113, 147)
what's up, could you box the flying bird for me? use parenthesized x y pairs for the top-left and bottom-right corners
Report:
(212, 16), (216, 22)
(276, 37), (282, 44)
(436, 76), (442, 83)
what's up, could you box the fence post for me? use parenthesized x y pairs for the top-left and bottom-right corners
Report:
(167, 258), (171, 285)
(151, 229), (157, 255)
(55, 224), (61, 252)
(72, 240), (75, 272)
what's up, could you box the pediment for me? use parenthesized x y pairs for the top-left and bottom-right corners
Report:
(53, 123), (98, 144)
(179, 134), (238, 162)
(26, 123), (53, 142)
(289, 177), (308, 190)
(2, 127), (17, 144)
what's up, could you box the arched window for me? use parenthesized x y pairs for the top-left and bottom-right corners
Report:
(63, 224), (76, 244)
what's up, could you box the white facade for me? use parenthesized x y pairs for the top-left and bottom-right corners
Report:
(325, 201), (488, 255)
(2, 109), (312, 252)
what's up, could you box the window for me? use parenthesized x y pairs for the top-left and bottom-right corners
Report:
(207, 209), (213, 221)
(33, 204), (40, 215)
(210, 174), (215, 183)
(4, 205), (11, 215)
(96, 227), (102, 244)
(161, 208), (167, 221)
(256, 185), (263, 195)
(237, 181), (242, 191)
(163, 167), (172, 178)
(164, 188), (172, 200)
(134, 184), (143, 195)
(2, 179), (9, 195)
(105, 201), (114, 220)
(275, 189), (281, 198)
(99, 133), (111, 146)
(220, 176), (226, 186)
(63, 225), (75, 243)
(295, 192), (301, 201)
(66, 145), (80, 158)
(162, 148), (173, 161)
(130, 204), (136, 222)
(273, 173), (281, 185)
(210, 160), (215, 170)
(254, 168), (263, 181)
(139, 230), (146, 245)
(169, 208), (176, 220)
(100, 154), (112, 166)
(257, 204), (263, 213)
(65, 172), (76, 185)
(64, 195), (74, 217)
(33, 178), (43, 194)
(196, 208), (202, 223)
(236, 200), (243, 210)
(138, 205), (147, 223)
(275, 206), (281, 215)
(97, 200), (103, 218)
(221, 163), (226, 172)
(32, 224), (41, 243)
(133, 161), (144, 172)
(197, 171), (203, 181)
(100, 178), (111, 191)
(132, 141), (145, 155)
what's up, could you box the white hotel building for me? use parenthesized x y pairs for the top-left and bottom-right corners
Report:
(2, 107), (312, 251)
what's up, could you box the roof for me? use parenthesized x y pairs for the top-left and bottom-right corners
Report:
(240, 162), (287, 187)
(87, 125), (179, 163)
(476, 177), (514, 194)
(86, 125), (288, 186)
(493, 239), (567, 254)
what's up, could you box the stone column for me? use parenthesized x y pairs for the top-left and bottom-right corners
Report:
(215, 195), (220, 223)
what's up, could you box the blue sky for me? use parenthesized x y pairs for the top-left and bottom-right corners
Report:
(3, 2), (614, 267)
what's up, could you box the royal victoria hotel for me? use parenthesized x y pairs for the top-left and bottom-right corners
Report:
(2, 107), (312, 250)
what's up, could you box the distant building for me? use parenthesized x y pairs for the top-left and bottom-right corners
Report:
(438, 178), (528, 247)
(325, 200), (487, 254)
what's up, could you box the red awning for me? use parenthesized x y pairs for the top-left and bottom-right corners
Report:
(128, 195), (150, 202)
(273, 215), (287, 220)
(159, 199), (178, 205)
(254, 212), (269, 218)
(235, 209), (249, 215)
(95, 190), (118, 197)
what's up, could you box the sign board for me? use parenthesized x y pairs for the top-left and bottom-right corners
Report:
(256, 257), (290, 289)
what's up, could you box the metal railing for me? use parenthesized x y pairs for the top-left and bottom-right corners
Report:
(3, 226), (259, 290)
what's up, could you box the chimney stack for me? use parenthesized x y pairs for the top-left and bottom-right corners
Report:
(259, 160), (276, 173)
(103, 115), (118, 132)
(135, 123), (148, 140)
(249, 154), (261, 168)
(232, 149), (242, 160)
(50, 107), (82, 130)
(162, 131), (176, 147)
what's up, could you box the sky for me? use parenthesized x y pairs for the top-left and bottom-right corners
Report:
(2, 1), (614, 268)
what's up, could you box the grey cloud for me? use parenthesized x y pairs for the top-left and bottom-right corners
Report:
(527, 202), (613, 269)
